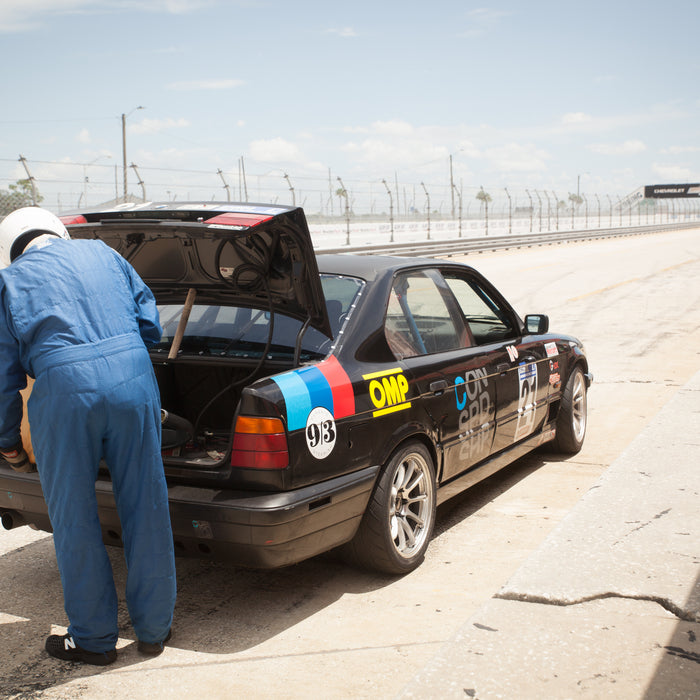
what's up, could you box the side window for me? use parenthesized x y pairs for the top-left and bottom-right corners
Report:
(384, 270), (465, 359)
(444, 275), (517, 345)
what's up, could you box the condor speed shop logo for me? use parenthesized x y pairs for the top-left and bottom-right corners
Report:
(362, 368), (411, 417)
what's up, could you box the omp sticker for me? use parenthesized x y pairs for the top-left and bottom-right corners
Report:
(272, 356), (355, 431)
(305, 407), (337, 459)
(545, 342), (558, 357)
(362, 367), (410, 417)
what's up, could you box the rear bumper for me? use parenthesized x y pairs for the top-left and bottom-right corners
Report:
(0, 464), (379, 569)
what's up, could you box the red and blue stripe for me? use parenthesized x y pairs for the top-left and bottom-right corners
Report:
(272, 355), (355, 431)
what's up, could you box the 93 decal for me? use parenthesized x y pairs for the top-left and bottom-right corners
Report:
(305, 407), (337, 459)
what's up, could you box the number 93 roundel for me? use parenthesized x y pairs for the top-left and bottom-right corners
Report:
(305, 406), (337, 459)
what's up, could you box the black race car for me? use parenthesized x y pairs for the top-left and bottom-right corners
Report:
(0, 203), (591, 574)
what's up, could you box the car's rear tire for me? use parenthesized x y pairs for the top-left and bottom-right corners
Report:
(342, 441), (436, 575)
(552, 366), (587, 454)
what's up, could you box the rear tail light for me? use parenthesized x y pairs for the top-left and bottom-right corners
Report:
(60, 214), (88, 225)
(231, 416), (288, 469)
(205, 212), (274, 228)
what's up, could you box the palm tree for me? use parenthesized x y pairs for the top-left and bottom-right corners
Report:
(476, 187), (492, 235)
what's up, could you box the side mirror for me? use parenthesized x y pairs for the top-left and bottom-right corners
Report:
(524, 314), (549, 334)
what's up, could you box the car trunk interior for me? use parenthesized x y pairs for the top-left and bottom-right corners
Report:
(153, 359), (262, 466)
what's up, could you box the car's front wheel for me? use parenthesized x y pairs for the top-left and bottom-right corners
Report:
(552, 366), (587, 454)
(343, 441), (436, 575)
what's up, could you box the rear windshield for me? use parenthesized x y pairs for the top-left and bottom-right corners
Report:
(151, 274), (363, 362)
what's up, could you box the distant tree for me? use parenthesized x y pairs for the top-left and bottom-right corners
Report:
(476, 187), (492, 235)
(0, 179), (42, 217)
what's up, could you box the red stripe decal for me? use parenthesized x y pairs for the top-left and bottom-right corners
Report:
(317, 355), (355, 419)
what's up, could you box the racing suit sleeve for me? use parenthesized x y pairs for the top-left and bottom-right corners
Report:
(110, 248), (163, 347)
(0, 285), (27, 449)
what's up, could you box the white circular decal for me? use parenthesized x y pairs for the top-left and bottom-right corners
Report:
(305, 407), (336, 459)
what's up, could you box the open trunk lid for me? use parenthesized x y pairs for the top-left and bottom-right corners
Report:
(62, 202), (332, 338)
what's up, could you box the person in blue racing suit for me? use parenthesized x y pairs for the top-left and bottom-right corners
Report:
(0, 207), (176, 666)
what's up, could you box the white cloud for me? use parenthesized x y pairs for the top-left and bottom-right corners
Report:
(562, 112), (593, 125)
(370, 120), (415, 137)
(166, 79), (244, 91)
(0, 0), (216, 32)
(76, 128), (91, 144)
(659, 145), (700, 155)
(652, 163), (694, 181)
(249, 137), (304, 163)
(482, 143), (549, 173)
(588, 140), (647, 156)
(325, 26), (357, 38)
(130, 117), (190, 135)
(458, 8), (509, 37)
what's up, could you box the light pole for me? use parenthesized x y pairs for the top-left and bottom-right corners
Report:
(382, 179), (394, 242)
(336, 176), (350, 245)
(525, 189), (533, 232)
(449, 154), (454, 218)
(121, 106), (144, 202)
(130, 163), (146, 202)
(283, 173), (296, 206)
(421, 182), (431, 239)
(504, 187), (512, 234)
(453, 183), (463, 237)
(83, 155), (110, 208)
(217, 169), (231, 201)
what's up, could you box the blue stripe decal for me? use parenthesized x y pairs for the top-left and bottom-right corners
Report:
(297, 365), (334, 415)
(272, 372), (312, 431)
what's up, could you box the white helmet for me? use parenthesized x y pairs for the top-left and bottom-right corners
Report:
(0, 207), (70, 269)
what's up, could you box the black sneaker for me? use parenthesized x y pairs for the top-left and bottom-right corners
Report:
(45, 634), (117, 666)
(137, 629), (172, 656)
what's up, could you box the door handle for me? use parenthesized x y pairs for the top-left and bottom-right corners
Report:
(429, 379), (448, 395)
(496, 363), (510, 374)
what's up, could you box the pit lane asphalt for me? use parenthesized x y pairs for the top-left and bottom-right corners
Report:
(400, 368), (700, 699)
(1, 228), (699, 699)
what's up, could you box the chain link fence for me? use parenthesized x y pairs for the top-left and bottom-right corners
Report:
(2, 157), (699, 247)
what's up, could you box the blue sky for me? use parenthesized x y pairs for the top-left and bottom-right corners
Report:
(1, 0), (698, 212)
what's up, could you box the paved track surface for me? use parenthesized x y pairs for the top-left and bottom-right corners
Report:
(1, 227), (699, 699)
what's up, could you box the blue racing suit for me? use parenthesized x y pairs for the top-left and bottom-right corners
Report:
(0, 237), (176, 652)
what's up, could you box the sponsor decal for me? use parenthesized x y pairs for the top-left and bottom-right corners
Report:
(545, 342), (558, 358)
(506, 345), (519, 362)
(272, 355), (355, 432)
(454, 368), (489, 411)
(549, 372), (561, 386)
(454, 368), (493, 461)
(305, 407), (337, 459)
(515, 362), (538, 441)
(362, 367), (410, 417)
(549, 360), (559, 372)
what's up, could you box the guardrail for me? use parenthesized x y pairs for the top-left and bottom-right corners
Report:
(316, 221), (699, 258)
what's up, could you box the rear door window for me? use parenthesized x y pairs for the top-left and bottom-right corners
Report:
(154, 274), (363, 361)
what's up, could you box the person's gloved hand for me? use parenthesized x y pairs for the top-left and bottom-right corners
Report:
(0, 443), (36, 473)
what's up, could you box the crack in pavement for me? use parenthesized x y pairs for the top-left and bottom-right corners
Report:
(612, 507), (672, 545)
(494, 590), (699, 623)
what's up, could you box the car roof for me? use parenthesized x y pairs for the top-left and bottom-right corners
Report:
(316, 253), (475, 280)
